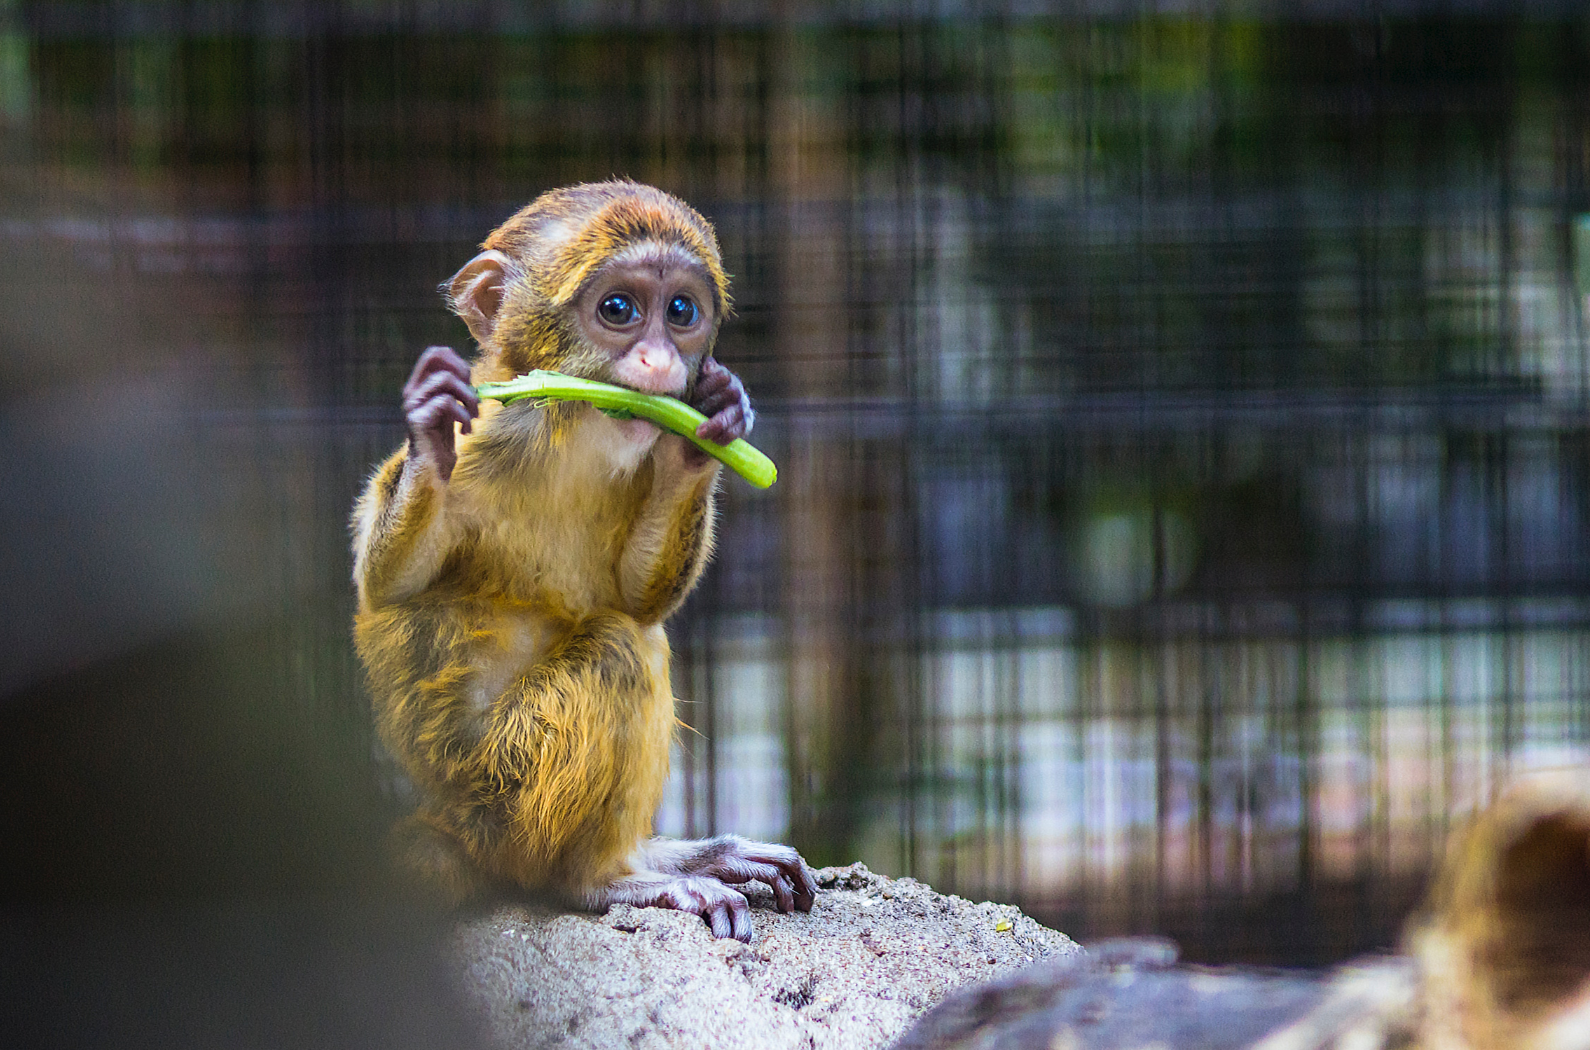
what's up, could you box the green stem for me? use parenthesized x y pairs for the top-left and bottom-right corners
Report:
(474, 369), (778, 490)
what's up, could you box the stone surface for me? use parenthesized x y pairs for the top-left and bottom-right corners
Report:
(451, 863), (1080, 1050)
(891, 947), (1412, 1050)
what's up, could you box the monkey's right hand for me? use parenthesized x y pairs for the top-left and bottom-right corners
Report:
(404, 346), (479, 483)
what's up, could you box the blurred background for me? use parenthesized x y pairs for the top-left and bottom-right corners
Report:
(4, 5), (1590, 1030)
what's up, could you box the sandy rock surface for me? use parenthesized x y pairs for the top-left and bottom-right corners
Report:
(452, 863), (1080, 1050)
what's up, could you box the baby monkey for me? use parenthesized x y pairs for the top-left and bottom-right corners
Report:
(352, 180), (816, 940)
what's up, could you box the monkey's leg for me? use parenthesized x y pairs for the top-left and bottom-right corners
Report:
(381, 612), (673, 900)
(389, 810), (495, 905)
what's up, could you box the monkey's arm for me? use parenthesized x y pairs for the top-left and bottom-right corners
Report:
(351, 446), (456, 609)
(615, 358), (756, 622)
(617, 438), (720, 624)
(352, 346), (479, 609)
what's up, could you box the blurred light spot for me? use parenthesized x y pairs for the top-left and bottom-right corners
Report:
(1574, 214), (1590, 297)
(1071, 507), (1197, 608)
(0, 32), (27, 123)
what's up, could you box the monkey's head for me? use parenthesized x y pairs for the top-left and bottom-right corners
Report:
(445, 180), (732, 401)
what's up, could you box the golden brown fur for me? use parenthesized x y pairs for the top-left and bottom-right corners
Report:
(1406, 770), (1590, 1050)
(350, 182), (813, 935)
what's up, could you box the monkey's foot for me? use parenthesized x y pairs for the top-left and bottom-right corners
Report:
(663, 835), (818, 916)
(601, 874), (756, 941)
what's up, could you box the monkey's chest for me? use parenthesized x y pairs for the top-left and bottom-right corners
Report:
(465, 505), (631, 617)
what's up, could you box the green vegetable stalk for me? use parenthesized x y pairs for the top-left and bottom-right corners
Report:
(475, 369), (777, 489)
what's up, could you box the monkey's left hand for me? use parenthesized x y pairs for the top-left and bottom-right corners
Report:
(689, 357), (755, 445)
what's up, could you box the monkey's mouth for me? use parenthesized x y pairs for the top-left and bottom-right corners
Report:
(608, 378), (689, 400)
(606, 411), (662, 444)
(592, 382), (685, 440)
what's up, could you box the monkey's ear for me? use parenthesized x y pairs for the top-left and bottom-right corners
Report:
(446, 250), (513, 345)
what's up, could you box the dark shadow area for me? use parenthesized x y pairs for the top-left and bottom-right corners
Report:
(1491, 812), (1590, 1012)
(0, 628), (484, 1049)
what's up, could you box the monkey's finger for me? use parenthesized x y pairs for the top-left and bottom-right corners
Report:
(689, 391), (738, 429)
(405, 395), (475, 437)
(429, 369), (482, 413)
(768, 872), (796, 913)
(407, 400), (448, 434)
(407, 345), (472, 388)
(691, 360), (753, 414)
(405, 370), (480, 417)
(411, 394), (473, 429)
(769, 859), (814, 910)
(418, 343), (473, 378)
(691, 383), (740, 421)
(692, 410), (734, 443)
(410, 397), (474, 443)
(788, 865), (817, 912)
(404, 346), (445, 388)
(738, 862), (798, 913)
(697, 403), (748, 444)
(706, 901), (735, 940)
(728, 895), (753, 942)
(708, 854), (804, 914)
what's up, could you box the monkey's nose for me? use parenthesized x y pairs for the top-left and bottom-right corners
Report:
(624, 342), (688, 395)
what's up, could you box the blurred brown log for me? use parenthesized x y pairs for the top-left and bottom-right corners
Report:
(894, 770), (1590, 1050)
(1408, 770), (1590, 1050)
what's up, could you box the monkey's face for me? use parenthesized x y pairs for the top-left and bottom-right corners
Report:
(574, 253), (716, 395)
(566, 249), (717, 452)
(447, 183), (732, 467)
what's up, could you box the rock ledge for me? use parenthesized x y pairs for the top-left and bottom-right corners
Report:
(452, 863), (1080, 1050)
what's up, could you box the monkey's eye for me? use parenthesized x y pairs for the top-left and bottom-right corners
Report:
(597, 294), (637, 326)
(666, 295), (699, 327)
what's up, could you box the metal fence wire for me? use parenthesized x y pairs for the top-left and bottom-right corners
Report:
(5, 8), (1590, 962)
